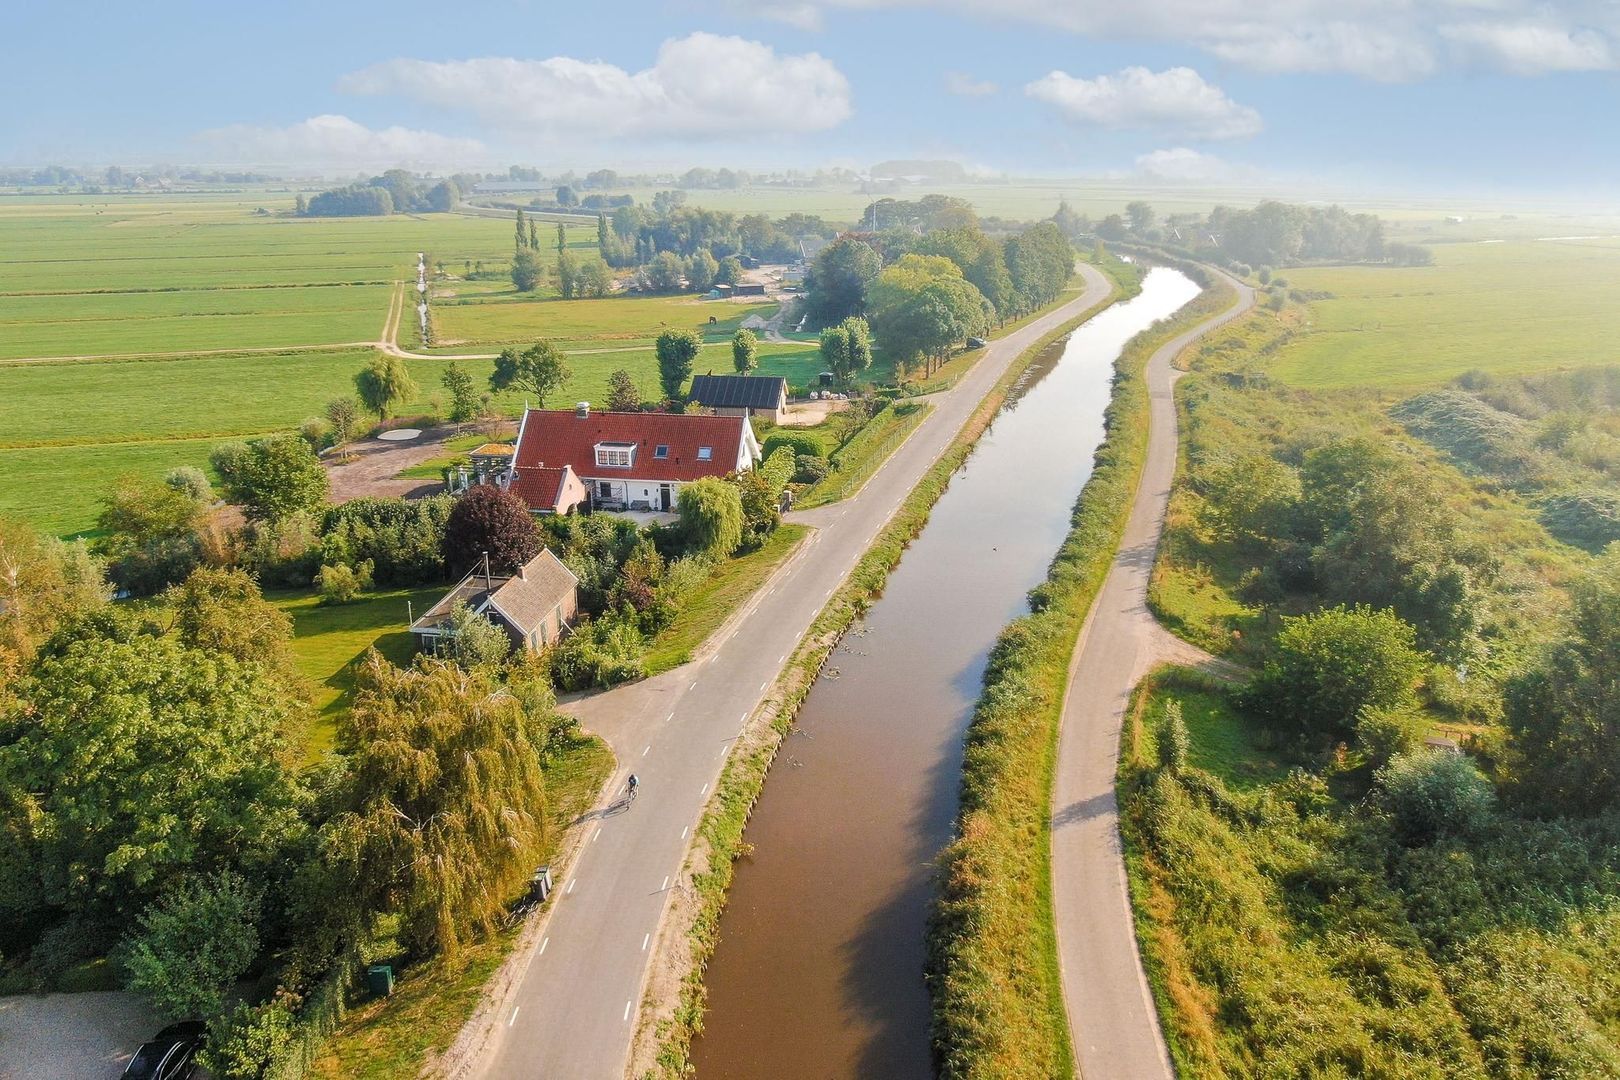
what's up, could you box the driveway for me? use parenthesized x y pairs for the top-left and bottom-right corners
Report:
(462, 266), (1116, 1080)
(323, 422), (513, 504)
(1049, 269), (1256, 1080)
(0, 991), (161, 1079)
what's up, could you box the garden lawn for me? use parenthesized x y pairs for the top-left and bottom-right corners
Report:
(428, 292), (775, 349)
(1273, 239), (1620, 389)
(644, 524), (809, 674)
(272, 585), (445, 756)
(797, 402), (930, 509)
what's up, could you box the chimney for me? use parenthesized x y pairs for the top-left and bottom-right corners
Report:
(517, 561), (527, 580)
(576, 402), (590, 419)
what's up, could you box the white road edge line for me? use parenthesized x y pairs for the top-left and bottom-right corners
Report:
(642, 933), (650, 951)
(642, 745), (650, 756)
(662, 875), (670, 890)
(681, 826), (688, 839)
(593, 828), (601, 843)
(539, 936), (549, 955)
(509, 1006), (520, 1027)
(700, 783), (708, 795)
(567, 878), (577, 895)
(623, 1000), (632, 1022)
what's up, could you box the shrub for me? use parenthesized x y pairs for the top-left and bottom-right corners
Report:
(759, 447), (796, 495)
(549, 613), (646, 690)
(298, 417), (331, 451)
(121, 872), (260, 1019)
(794, 454), (829, 484)
(201, 994), (299, 1079)
(1355, 703), (1426, 769)
(762, 430), (827, 461)
(1377, 750), (1496, 845)
(1240, 605), (1424, 746)
(315, 560), (372, 605)
(164, 466), (213, 505)
(1158, 700), (1189, 773)
(319, 496), (453, 585)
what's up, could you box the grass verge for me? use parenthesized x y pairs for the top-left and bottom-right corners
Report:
(633, 262), (1134, 1079)
(797, 402), (930, 509)
(644, 524), (810, 674)
(306, 731), (614, 1079)
(925, 265), (1237, 1079)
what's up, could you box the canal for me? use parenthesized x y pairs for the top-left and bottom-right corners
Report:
(691, 267), (1201, 1079)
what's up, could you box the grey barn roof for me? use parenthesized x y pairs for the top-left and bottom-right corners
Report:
(688, 374), (787, 411)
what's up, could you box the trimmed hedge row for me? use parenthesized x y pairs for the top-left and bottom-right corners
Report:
(926, 261), (1235, 1079)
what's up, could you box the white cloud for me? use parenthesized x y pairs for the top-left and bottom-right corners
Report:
(1442, 22), (1615, 74)
(944, 71), (998, 96)
(194, 114), (485, 169)
(1026, 66), (1262, 139)
(751, 0), (1620, 80)
(339, 33), (852, 140)
(758, 3), (825, 29)
(1134, 146), (1236, 181)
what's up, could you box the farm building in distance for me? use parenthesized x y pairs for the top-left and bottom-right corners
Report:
(504, 404), (760, 514)
(688, 374), (789, 424)
(409, 548), (579, 654)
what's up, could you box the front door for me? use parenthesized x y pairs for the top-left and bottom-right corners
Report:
(659, 484), (673, 511)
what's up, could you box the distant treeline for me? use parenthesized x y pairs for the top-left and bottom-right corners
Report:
(300, 170), (461, 217)
(1054, 198), (1432, 272)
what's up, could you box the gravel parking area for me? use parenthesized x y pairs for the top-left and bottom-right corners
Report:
(0, 991), (160, 1079)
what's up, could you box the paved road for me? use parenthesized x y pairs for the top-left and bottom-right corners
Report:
(1050, 269), (1255, 1080)
(472, 265), (1113, 1079)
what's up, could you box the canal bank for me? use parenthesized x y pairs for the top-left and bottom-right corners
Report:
(689, 268), (1201, 1079)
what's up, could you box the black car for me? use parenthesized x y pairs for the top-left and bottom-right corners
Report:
(122, 1020), (205, 1080)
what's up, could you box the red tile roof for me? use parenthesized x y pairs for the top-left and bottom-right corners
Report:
(512, 409), (749, 484)
(508, 465), (580, 513)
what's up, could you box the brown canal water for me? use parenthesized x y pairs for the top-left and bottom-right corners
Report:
(689, 268), (1201, 1080)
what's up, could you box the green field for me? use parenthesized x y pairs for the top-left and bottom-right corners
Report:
(1272, 238), (1620, 389)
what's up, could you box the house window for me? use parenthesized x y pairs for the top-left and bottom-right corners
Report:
(594, 441), (636, 468)
(598, 481), (613, 498)
(654, 444), (669, 459)
(697, 446), (713, 461)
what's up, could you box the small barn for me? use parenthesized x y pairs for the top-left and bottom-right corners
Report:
(688, 374), (789, 424)
(409, 548), (579, 654)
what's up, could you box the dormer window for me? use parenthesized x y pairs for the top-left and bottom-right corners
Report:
(654, 444), (670, 459)
(594, 441), (636, 468)
(697, 446), (713, 461)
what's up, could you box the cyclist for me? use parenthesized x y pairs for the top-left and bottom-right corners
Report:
(627, 773), (640, 799)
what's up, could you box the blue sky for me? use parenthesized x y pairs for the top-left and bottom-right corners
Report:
(8, 0), (1618, 193)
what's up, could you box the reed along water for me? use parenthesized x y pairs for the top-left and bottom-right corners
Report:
(690, 269), (1200, 1079)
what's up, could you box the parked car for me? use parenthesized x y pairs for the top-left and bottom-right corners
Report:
(966, 336), (987, 348)
(122, 1020), (205, 1080)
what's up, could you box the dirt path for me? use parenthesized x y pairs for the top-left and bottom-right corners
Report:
(1049, 267), (1256, 1080)
(322, 421), (512, 503)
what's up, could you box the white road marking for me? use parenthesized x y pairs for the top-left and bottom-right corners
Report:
(540, 937), (549, 955)
(509, 1006), (520, 1027)
(662, 875), (670, 890)
(642, 745), (650, 757)
(779, 653), (786, 664)
(681, 826), (688, 839)
(758, 681), (767, 693)
(740, 711), (749, 725)
(700, 783), (708, 795)
(624, 1000), (632, 1022)
(690, 681), (698, 691)
(665, 711), (675, 723)
(593, 828), (602, 843)
(567, 878), (577, 895)
(642, 933), (650, 951)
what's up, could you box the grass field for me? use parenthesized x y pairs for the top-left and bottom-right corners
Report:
(1272, 238), (1620, 389)
(272, 585), (443, 756)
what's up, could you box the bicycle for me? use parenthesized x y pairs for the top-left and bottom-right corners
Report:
(624, 774), (640, 805)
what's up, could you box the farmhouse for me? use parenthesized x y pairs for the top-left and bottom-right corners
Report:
(408, 548), (579, 653)
(688, 374), (789, 424)
(506, 404), (760, 514)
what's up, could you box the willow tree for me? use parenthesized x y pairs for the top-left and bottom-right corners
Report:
(337, 654), (553, 956)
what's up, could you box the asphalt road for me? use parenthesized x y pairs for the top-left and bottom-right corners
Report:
(473, 264), (1113, 1080)
(1049, 269), (1256, 1080)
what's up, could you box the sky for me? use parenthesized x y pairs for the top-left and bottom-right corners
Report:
(7, 0), (1618, 195)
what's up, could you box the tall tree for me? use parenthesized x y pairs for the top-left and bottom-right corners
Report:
(677, 477), (745, 558)
(556, 221), (566, 253)
(354, 354), (419, 420)
(732, 328), (759, 374)
(0, 519), (106, 685)
(511, 248), (541, 292)
(528, 219), (539, 251)
(441, 361), (481, 423)
(607, 368), (642, 412)
(441, 484), (541, 575)
(804, 237), (881, 328)
(489, 341), (570, 407)
(655, 329), (702, 401)
(514, 207), (527, 251)
(93, 475), (206, 596)
(211, 434), (330, 522)
(0, 612), (303, 920)
(326, 654), (555, 956)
